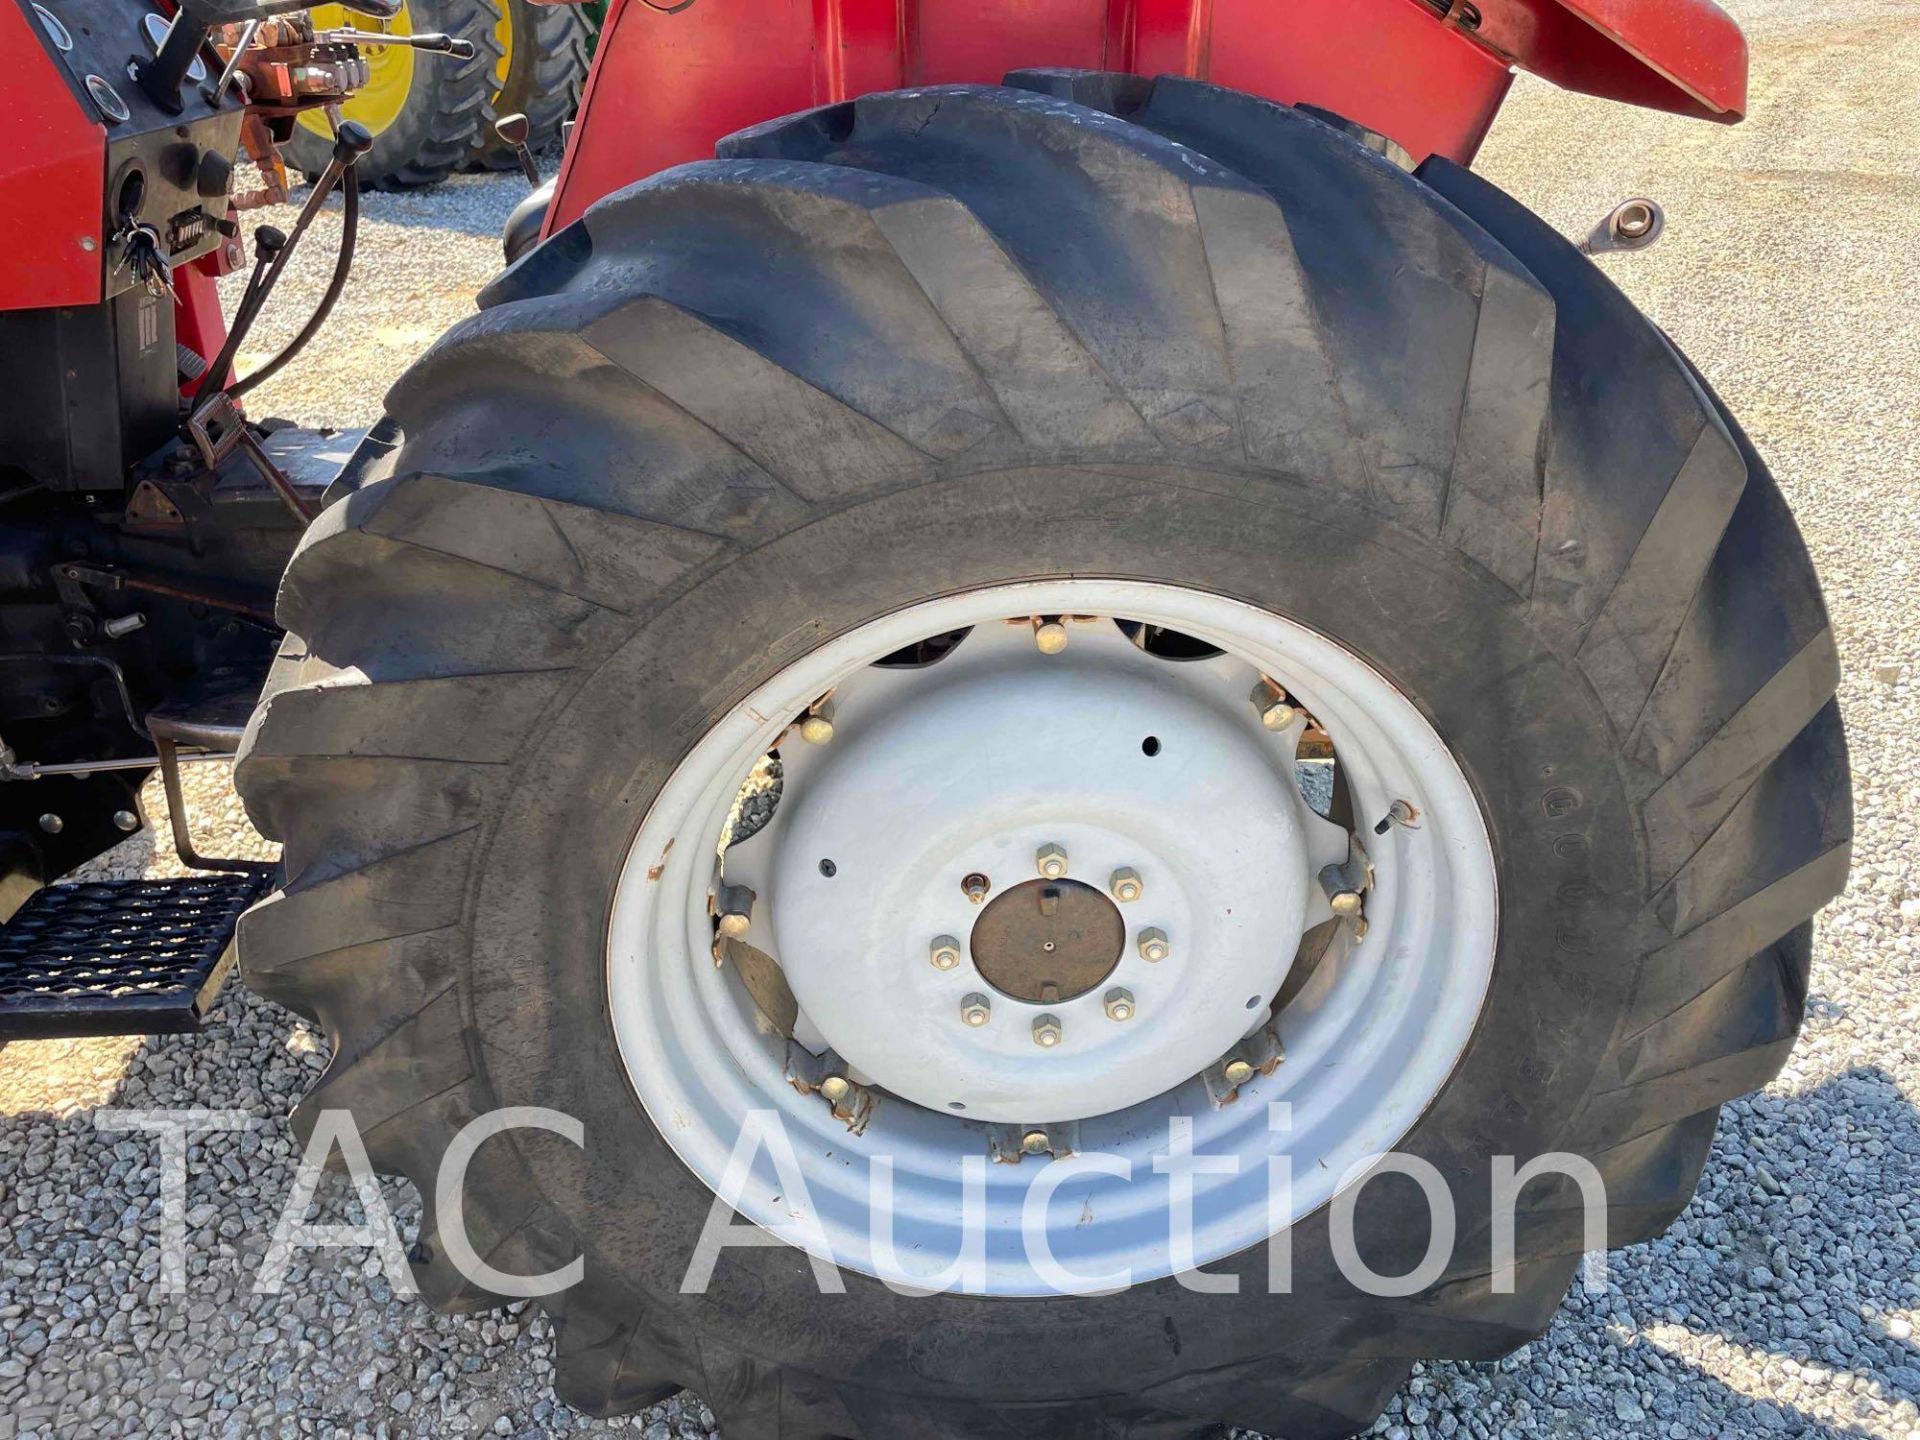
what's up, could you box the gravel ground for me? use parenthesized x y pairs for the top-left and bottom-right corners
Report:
(4, 1), (1919, 1434)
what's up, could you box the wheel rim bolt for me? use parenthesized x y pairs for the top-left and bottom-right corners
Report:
(799, 711), (835, 745)
(1032, 618), (1069, 654)
(1021, 1130), (1050, 1155)
(1109, 867), (1143, 903)
(1330, 890), (1364, 918)
(1035, 843), (1068, 879)
(1250, 680), (1297, 730)
(962, 872), (991, 903)
(961, 994), (992, 1027)
(929, 935), (962, 971)
(1223, 1059), (1255, 1086)
(820, 1076), (852, 1103)
(1104, 988), (1135, 1022)
(1032, 1015), (1063, 1048)
(112, 810), (139, 833)
(1137, 927), (1169, 962)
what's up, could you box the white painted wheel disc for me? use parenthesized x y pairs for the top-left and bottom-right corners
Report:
(607, 581), (1498, 1294)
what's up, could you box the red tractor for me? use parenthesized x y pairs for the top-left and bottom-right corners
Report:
(0, 0), (1851, 1434)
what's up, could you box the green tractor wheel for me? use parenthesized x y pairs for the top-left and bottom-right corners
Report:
(281, 0), (588, 189)
(468, 0), (595, 171)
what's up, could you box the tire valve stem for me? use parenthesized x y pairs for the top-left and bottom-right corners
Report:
(1372, 799), (1420, 835)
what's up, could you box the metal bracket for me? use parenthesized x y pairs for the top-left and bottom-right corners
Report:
(1202, 1021), (1287, 1107)
(155, 737), (273, 875)
(784, 1043), (875, 1135)
(988, 1120), (1080, 1163)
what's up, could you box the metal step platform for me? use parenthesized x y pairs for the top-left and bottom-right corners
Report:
(0, 872), (273, 1041)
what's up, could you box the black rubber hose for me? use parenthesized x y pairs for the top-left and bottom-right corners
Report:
(227, 165), (360, 402)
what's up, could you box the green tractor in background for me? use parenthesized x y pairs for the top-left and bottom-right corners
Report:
(282, 0), (596, 187)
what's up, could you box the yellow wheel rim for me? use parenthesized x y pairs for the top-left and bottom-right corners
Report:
(491, 1), (512, 94)
(296, 2), (418, 140)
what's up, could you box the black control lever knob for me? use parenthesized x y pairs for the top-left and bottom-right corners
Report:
(253, 224), (288, 260)
(334, 121), (375, 165)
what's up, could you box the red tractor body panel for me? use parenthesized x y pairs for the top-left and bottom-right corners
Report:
(2, 2), (107, 312)
(543, 0), (1746, 236)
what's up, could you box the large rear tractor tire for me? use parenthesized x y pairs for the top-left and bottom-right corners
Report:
(236, 74), (1849, 1437)
(282, 0), (505, 189)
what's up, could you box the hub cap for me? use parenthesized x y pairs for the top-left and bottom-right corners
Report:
(607, 581), (1498, 1294)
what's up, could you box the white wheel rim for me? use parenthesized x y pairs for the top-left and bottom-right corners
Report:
(607, 581), (1497, 1295)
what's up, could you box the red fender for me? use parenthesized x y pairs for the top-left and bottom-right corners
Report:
(542, 0), (1746, 236)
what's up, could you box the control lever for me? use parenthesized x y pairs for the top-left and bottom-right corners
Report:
(315, 28), (477, 56)
(194, 123), (370, 405)
(494, 112), (541, 187)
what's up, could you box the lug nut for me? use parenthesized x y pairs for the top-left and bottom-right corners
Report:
(961, 994), (992, 1027)
(799, 711), (835, 745)
(1035, 843), (1068, 879)
(962, 872), (991, 903)
(1109, 867), (1143, 903)
(1223, 1058), (1255, 1086)
(37, 813), (63, 835)
(929, 934), (962, 971)
(1032, 617), (1069, 654)
(1137, 927), (1169, 962)
(820, 1075), (852, 1103)
(1032, 1015), (1063, 1048)
(1251, 681), (1297, 730)
(1330, 890), (1364, 918)
(1104, 988), (1136, 1022)
(1021, 1130), (1050, 1155)
(113, 809), (140, 833)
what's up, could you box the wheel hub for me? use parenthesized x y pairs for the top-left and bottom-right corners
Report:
(971, 878), (1123, 1004)
(764, 624), (1313, 1124)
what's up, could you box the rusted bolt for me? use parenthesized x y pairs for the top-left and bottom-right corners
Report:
(1036, 843), (1068, 879)
(1032, 1014), (1063, 1048)
(1330, 890), (1364, 918)
(820, 1075), (852, 1104)
(1104, 988), (1136, 1022)
(1223, 1058), (1255, 1086)
(1109, 867), (1143, 903)
(1137, 927), (1170, 962)
(929, 934), (962, 971)
(1032, 618), (1069, 655)
(962, 872), (991, 903)
(961, 994), (992, 1027)
(1021, 1130), (1050, 1155)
